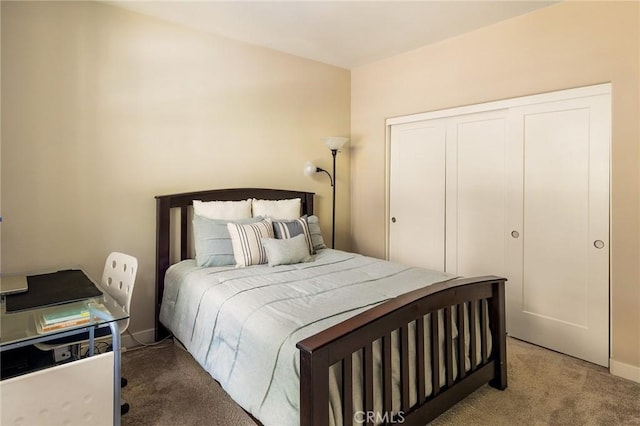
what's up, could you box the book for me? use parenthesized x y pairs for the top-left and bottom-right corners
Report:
(37, 316), (92, 333)
(41, 305), (90, 325)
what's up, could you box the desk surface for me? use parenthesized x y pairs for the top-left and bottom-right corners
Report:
(0, 270), (129, 348)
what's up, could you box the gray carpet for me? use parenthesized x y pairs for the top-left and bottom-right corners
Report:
(121, 337), (640, 425)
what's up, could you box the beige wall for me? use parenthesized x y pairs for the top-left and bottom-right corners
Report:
(351, 1), (640, 368)
(3, 0), (638, 371)
(1, 1), (350, 336)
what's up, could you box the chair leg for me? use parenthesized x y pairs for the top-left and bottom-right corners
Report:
(120, 376), (129, 415)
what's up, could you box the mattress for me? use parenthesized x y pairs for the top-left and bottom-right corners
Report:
(159, 249), (487, 426)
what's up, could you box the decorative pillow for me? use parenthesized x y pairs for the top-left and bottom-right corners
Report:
(262, 234), (311, 267)
(307, 215), (327, 251)
(251, 198), (301, 220)
(193, 199), (252, 220)
(193, 215), (264, 267)
(227, 218), (274, 267)
(272, 217), (314, 255)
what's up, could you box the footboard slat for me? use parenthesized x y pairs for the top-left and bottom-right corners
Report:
(470, 300), (478, 371)
(342, 355), (353, 426)
(457, 304), (466, 380)
(431, 312), (440, 397)
(382, 334), (392, 416)
(481, 300), (488, 365)
(444, 307), (454, 387)
(363, 344), (374, 426)
(400, 323), (410, 411)
(297, 276), (507, 426)
(416, 317), (426, 404)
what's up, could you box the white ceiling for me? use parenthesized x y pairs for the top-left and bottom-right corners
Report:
(108, 1), (558, 69)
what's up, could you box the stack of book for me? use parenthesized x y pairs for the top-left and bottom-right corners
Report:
(36, 305), (92, 333)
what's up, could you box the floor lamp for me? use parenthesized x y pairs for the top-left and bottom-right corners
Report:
(303, 136), (349, 249)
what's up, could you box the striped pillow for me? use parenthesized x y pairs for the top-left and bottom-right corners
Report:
(227, 218), (274, 267)
(272, 217), (314, 255)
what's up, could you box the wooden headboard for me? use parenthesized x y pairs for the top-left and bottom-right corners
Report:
(154, 188), (315, 340)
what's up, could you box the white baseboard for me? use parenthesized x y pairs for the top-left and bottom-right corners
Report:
(121, 328), (158, 350)
(610, 359), (640, 383)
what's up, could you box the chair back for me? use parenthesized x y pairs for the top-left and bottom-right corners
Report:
(101, 252), (137, 333)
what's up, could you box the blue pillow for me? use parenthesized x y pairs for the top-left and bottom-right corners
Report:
(193, 215), (264, 267)
(262, 234), (311, 267)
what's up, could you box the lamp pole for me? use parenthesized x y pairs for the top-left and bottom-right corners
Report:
(330, 148), (337, 249)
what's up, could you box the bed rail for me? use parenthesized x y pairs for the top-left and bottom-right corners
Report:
(297, 275), (507, 426)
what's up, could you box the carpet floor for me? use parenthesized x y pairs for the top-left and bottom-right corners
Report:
(121, 337), (640, 425)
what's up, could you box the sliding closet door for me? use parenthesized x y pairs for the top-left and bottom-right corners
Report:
(506, 94), (610, 366)
(445, 110), (508, 277)
(389, 120), (446, 271)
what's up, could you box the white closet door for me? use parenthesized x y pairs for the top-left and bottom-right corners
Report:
(389, 120), (446, 271)
(507, 94), (610, 366)
(445, 111), (508, 277)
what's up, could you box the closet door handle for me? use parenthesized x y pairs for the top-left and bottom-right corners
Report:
(391, 217), (397, 223)
(511, 230), (520, 238)
(594, 240), (605, 249)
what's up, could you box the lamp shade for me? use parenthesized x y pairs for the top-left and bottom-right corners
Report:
(303, 161), (317, 176)
(323, 137), (349, 151)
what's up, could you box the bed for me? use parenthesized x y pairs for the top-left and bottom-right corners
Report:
(155, 188), (507, 426)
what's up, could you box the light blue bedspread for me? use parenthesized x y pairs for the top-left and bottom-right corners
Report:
(159, 249), (454, 426)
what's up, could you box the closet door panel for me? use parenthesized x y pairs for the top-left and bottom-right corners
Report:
(389, 121), (446, 271)
(508, 95), (610, 366)
(524, 107), (590, 323)
(586, 97), (611, 346)
(446, 112), (507, 278)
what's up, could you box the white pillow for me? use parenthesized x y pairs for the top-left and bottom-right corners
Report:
(193, 199), (252, 220)
(227, 218), (274, 267)
(262, 234), (311, 267)
(251, 198), (301, 221)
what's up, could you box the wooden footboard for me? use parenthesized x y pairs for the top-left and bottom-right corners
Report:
(297, 275), (507, 426)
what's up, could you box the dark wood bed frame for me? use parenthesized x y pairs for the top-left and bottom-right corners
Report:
(155, 188), (507, 426)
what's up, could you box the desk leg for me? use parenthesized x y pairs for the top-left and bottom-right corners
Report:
(108, 322), (121, 426)
(89, 327), (95, 357)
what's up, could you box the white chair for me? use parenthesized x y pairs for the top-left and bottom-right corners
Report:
(98, 251), (137, 344)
